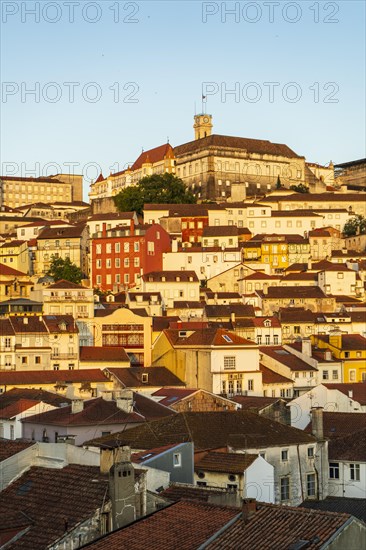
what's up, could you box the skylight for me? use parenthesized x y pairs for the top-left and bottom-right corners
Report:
(222, 334), (233, 343)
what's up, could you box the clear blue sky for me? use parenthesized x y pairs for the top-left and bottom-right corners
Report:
(1, 0), (365, 199)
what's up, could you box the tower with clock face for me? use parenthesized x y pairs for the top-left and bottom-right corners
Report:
(194, 114), (213, 140)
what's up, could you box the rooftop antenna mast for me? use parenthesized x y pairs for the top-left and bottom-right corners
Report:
(202, 94), (207, 114)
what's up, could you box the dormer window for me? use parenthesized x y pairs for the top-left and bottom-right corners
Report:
(264, 319), (271, 327)
(176, 276), (180, 282)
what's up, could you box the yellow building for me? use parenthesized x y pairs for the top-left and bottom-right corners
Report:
(0, 264), (33, 301)
(312, 333), (366, 383)
(0, 239), (29, 273)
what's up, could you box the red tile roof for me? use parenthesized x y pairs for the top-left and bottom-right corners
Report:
(260, 364), (293, 384)
(0, 399), (41, 419)
(0, 388), (71, 408)
(164, 328), (256, 348)
(305, 412), (366, 439)
(79, 500), (238, 550)
(0, 465), (109, 549)
(46, 279), (85, 289)
(0, 369), (109, 386)
(322, 383), (366, 405)
(195, 451), (257, 474)
(204, 502), (352, 550)
(80, 347), (130, 363)
(131, 143), (174, 171)
(260, 346), (317, 372)
(231, 395), (286, 411)
(0, 440), (35, 462)
(328, 427), (366, 461)
(317, 334), (366, 351)
(105, 367), (185, 388)
(0, 264), (27, 277)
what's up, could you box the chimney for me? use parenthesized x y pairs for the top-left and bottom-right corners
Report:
(230, 311), (236, 323)
(301, 338), (312, 357)
(311, 407), (324, 440)
(307, 258), (312, 271)
(23, 317), (28, 325)
(242, 498), (257, 524)
(325, 349), (332, 361)
(71, 399), (84, 414)
(116, 390), (134, 413)
(172, 239), (178, 253)
(348, 389), (353, 399)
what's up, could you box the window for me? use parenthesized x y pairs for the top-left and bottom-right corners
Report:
(294, 326), (300, 334)
(265, 335), (270, 345)
(124, 274), (129, 284)
(248, 379), (254, 391)
(173, 453), (182, 467)
(307, 473), (316, 497)
(307, 447), (314, 458)
(332, 370), (338, 380)
(106, 243), (111, 253)
(329, 463), (339, 479)
(134, 242), (139, 252)
(21, 356), (28, 364)
(35, 356), (41, 364)
(124, 258), (129, 267)
(124, 242), (130, 252)
(256, 335), (262, 345)
(350, 464), (360, 481)
(337, 272), (344, 279)
(322, 370), (329, 380)
(274, 335), (279, 345)
(344, 352), (350, 358)
(224, 356), (236, 370)
(115, 258), (120, 268)
(134, 257), (140, 267)
(280, 477), (290, 501)
(349, 370), (356, 381)
(281, 450), (288, 461)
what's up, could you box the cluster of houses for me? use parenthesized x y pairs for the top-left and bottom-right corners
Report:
(0, 143), (365, 546)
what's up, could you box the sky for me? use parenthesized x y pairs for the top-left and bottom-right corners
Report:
(1, 0), (365, 200)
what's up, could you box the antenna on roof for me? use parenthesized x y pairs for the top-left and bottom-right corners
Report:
(202, 94), (207, 115)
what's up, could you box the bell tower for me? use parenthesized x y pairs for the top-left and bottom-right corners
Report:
(194, 114), (213, 140)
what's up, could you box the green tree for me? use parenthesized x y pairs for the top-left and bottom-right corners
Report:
(290, 183), (309, 193)
(343, 215), (366, 237)
(275, 176), (282, 189)
(47, 256), (83, 284)
(113, 173), (196, 215)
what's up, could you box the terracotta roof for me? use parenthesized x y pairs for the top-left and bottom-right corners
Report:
(317, 334), (366, 350)
(46, 279), (85, 289)
(328, 427), (366, 461)
(278, 308), (317, 323)
(204, 304), (255, 318)
(9, 316), (48, 334)
(0, 318), (15, 335)
(0, 440), (35, 462)
(262, 192), (366, 202)
(260, 346), (317, 372)
(0, 399), (42, 419)
(131, 143), (174, 171)
(259, 286), (328, 299)
(151, 388), (198, 406)
(202, 226), (239, 237)
(305, 412), (366, 439)
(0, 369), (109, 386)
(242, 272), (279, 280)
(231, 395), (286, 410)
(80, 347), (130, 363)
(164, 328), (256, 348)
(142, 271), (199, 283)
(174, 134), (302, 159)
(204, 503), (351, 550)
(322, 383), (366, 405)
(173, 301), (205, 308)
(0, 240), (26, 248)
(160, 483), (232, 503)
(301, 497), (366, 523)
(281, 272), (318, 281)
(252, 316), (281, 328)
(88, 410), (316, 451)
(0, 175), (63, 183)
(0, 264), (27, 277)
(105, 367), (185, 388)
(0, 465), (109, 550)
(260, 364), (293, 384)
(21, 396), (144, 426)
(0, 388), (71, 408)
(131, 443), (183, 463)
(88, 212), (135, 221)
(195, 451), (257, 474)
(37, 224), (86, 239)
(167, 204), (209, 217)
(152, 316), (181, 332)
(43, 315), (78, 333)
(81, 500), (238, 550)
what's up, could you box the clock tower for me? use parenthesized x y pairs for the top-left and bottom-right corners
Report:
(194, 114), (213, 140)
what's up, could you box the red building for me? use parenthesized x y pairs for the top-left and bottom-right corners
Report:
(91, 221), (171, 291)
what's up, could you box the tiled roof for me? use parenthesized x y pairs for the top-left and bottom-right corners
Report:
(317, 334), (366, 351)
(305, 412), (366, 439)
(195, 451), (257, 474)
(131, 143), (174, 171)
(0, 318), (15, 335)
(328, 427), (366, 461)
(260, 346), (317, 372)
(204, 304), (255, 318)
(260, 364), (293, 384)
(281, 272), (318, 281)
(9, 316), (48, 334)
(152, 316), (181, 332)
(174, 134), (302, 159)
(151, 388), (198, 406)
(43, 315), (79, 334)
(131, 443), (182, 463)
(0, 176), (63, 183)
(37, 224), (86, 240)
(160, 483), (235, 503)
(0, 264), (27, 277)
(0, 399), (42, 419)
(0, 388), (71, 408)
(79, 500), (238, 550)
(21, 396), (144, 426)
(105, 367), (185, 388)
(0, 369), (109, 386)
(278, 307), (317, 323)
(0, 465), (109, 549)
(300, 497), (366, 523)
(0, 440), (35, 462)
(259, 286), (328, 299)
(88, 410), (316, 451)
(252, 316), (281, 328)
(142, 270), (199, 283)
(322, 383), (366, 405)
(204, 503), (351, 550)
(46, 279), (85, 289)
(80, 347), (130, 363)
(231, 395), (286, 410)
(164, 328), (255, 348)
(242, 272), (279, 280)
(202, 226), (239, 237)
(262, 192), (366, 202)
(88, 212), (135, 221)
